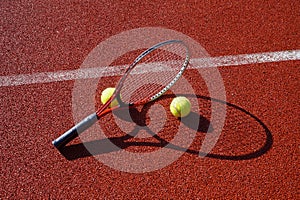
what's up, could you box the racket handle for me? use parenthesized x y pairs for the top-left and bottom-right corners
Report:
(52, 113), (98, 149)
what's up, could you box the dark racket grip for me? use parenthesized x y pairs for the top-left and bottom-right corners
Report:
(52, 113), (98, 148)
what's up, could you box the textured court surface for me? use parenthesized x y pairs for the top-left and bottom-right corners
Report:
(1, 1), (299, 199)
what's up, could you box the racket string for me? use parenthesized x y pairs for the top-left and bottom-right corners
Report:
(120, 42), (188, 104)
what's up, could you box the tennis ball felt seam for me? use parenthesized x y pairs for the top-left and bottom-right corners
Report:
(171, 103), (181, 117)
(173, 101), (183, 117)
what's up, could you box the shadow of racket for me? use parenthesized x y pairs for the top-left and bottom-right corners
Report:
(58, 94), (273, 161)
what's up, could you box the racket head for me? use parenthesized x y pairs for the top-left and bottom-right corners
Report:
(116, 40), (189, 104)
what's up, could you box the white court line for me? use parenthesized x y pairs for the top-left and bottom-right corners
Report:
(1, 50), (299, 87)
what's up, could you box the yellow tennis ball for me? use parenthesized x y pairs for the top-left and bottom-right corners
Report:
(101, 87), (119, 107)
(170, 96), (191, 118)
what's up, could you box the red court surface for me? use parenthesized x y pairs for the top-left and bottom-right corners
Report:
(1, 0), (299, 199)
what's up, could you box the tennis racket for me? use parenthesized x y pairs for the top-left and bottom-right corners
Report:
(52, 40), (190, 149)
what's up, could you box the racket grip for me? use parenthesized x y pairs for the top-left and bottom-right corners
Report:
(52, 113), (98, 149)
